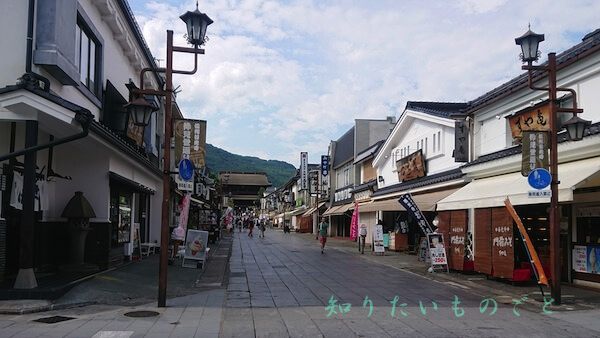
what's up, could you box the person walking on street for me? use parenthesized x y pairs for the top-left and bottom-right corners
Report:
(318, 217), (329, 254)
(259, 221), (266, 238)
(248, 219), (254, 237)
(359, 224), (367, 254)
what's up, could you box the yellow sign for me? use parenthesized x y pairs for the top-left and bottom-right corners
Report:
(508, 101), (550, 139)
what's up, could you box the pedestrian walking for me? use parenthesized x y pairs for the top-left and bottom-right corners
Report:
(237, 219), (242, 233)
(248, 219), (254, 237)
(359, 224), (367, 254)
(259, 221), (266, 238)
(318, 217), (329, 254)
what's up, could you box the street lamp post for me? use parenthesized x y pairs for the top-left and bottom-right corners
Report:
(125, 2), (213, 308)
(515, 27), (591, 305)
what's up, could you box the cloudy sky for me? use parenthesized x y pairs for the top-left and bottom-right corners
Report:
(129, 0), (600, 166)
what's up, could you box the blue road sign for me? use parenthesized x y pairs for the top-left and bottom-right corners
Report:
(178, 159), (195, 181)
(528, 168), (551, 190)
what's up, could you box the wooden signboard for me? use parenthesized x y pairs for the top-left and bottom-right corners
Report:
(508, 101), (551, 139)
(454, 120), (469, 163)
(396, 149), (426, 182)
(491, 207), (514, 279)
(474, 208), (492, 275)
(521, 131), (549, 176)
(449, 210), (467, 271)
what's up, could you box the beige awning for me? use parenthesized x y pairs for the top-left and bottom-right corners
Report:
(301, 202), (326, 217)
(361, 188), (461, 213)
(437, 157), (600, 211)
(322, 202), (353, 216)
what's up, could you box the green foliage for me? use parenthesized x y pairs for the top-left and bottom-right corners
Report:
(205, 143), (296, 188)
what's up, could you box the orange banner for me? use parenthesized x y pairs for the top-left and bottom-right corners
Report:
(504, 198), (549, 286)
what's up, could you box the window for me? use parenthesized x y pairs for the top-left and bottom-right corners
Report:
(76, 19), (101, 96)
(433, 133), (436, 152)
(425, 138), (428, 155)
(437, 131), (441, 151)
(417, 140), (420, 150)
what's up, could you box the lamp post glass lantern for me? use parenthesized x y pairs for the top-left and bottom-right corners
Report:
(562, 115), (591, 141)
(180, 2), (213, 46)
(515, 27), (545, 63)
(124, 97), (157, 127)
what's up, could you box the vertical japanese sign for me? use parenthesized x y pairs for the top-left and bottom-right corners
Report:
(508, 101), (550, 139)
(521, 131), (549, 176)
(321, 155), (330, 177)
(174, 119), (207, 169)
(300, 152), (308, 190)
(454, 120), (469, 162)
(398, 193), (433, 235)
(350, 201), (359, 241)
(373, 223), (385, 254)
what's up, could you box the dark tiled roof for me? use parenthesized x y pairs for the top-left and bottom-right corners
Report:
(371, 168), (464, 197)
(354, 140), (383, 164)
(406, 101), (469, 119)
(219, 172), (271, 186)
(468, 29), (600, 113)
(333, 127), (355, 169)
(351, 179), (377, 194)
(463, 121), (600, 168)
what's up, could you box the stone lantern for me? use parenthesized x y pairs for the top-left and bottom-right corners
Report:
(61, 191), (96, 270)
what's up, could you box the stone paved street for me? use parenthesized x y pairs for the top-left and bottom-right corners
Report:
(0, 230), (599, 337)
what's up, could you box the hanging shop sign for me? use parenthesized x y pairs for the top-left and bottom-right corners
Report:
(174, 118), (207, 173)
(396, 149), (426, 182)
(309, 170), (319, 195)
(427, 233), (449, 272)
(398, 193), (433, 235)
(508, 101), (550, 139)
(300, 152), (308, 190)
(521, 131), (549, 176)
(321, 155), (330, 177)
(454, 120), (469, 163)
(572, 245), (600, 274)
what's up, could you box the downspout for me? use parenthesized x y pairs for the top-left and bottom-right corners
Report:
(26, 0), (34, 73)
(0, 109), (93, 162)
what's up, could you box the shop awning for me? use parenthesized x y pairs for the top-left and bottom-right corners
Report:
(322, 202), (353, 216)
(301, 202), (326, 217)
(109, 172), (155, 194)
(286, 207), (308, 217)
(437, 157), (600, 211)
(361, 188), (460, 213)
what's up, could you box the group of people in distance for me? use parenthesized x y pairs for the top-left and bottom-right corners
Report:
(235, 217), (267, 238)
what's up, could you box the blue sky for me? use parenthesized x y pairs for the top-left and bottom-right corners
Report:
(129, 0), (600, 166)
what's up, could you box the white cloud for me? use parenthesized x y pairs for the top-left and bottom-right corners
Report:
(132, 0), (600, 165)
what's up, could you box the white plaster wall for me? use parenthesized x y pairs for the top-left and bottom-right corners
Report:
(0, 0), (28, 88)
(376, 118), (460, 189)
(472, 51), (600, 159)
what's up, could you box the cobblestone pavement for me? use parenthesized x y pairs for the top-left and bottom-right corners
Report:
(221, 230), (600, 338)
(0, 230), (599, 337)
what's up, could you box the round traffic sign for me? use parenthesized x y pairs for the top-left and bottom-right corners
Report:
(178, 159), (195, 181)
(527, 168), (551, 190)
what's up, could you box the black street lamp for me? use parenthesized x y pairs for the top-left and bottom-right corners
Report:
(124, 96), (158, 127)
(515, 26), (591, 305)
(125, 2), (213, 308)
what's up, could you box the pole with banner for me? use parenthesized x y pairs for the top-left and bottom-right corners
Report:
(300, 152), (308, 190)
(350, 201), (359, 241)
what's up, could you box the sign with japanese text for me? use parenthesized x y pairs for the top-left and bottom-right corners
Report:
(573, 245), (588, 273)
(427, 233), (449, 272)
(300, 152), (308, 190)
(321, 155), (330, 177)
(174, 119), (207, 171)
(454, 120), (469, 162)
(398, 193), (433, 235)
(309, 170), (319, 195)
(491, 207), (514, 279)
(396, 149), (426, 182)
(126, 117), (145, 147)
(521, 131), (549, 176)
(508, 101), (550, 139)
(373, 224), (385, 253)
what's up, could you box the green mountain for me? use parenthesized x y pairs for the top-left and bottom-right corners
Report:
(205, 143), (297, 187)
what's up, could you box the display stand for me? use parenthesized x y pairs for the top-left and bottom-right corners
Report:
(182, 229), (209, 269)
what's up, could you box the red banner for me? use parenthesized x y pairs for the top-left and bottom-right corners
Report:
(350, 201), (359, 241)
